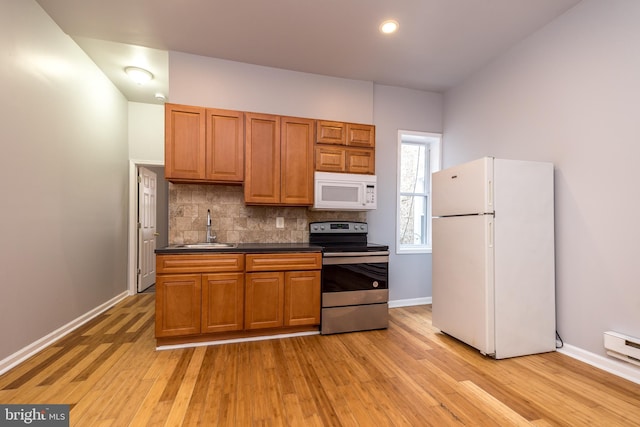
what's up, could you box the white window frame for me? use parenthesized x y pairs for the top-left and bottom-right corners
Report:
(396, 130), (441, 254)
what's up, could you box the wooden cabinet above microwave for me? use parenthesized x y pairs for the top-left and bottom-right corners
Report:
(315, 120), (375, 174)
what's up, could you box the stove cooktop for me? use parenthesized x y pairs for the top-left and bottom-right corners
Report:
(309, 221), (388, 253)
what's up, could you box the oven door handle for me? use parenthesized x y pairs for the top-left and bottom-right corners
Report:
(323, 251), (390, 257)
(323, 254), (389, 265)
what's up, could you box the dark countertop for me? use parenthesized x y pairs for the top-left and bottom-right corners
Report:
(155, 242), (322, 255)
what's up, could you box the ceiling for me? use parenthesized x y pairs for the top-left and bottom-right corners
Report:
(36, 0), (582, 104)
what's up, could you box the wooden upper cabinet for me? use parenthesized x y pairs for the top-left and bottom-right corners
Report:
(346, 148), (375, 174)
(244, 113), (281, 204)
(316, 121), (346, 145)
(245, 114), (314, 206)
(205, 108), (244, 182)
(347, 123), (375, 148)
(281, 117), (314, 205)
(315, 146), (346, 173)
(165, 104), (244, 183)
(316, 121), (374, 147)
(165, 104), (206, 181)
(315, 119), (375, 174)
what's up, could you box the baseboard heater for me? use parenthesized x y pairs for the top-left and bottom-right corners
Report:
(604, 331), (640, 367)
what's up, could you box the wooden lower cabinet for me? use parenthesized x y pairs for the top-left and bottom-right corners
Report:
(202, 272), (244, 333)
(245, 272), (285, 330)
(155, 274), (202, 337)
(284, 271), (321, 326)
(245, 270), (321, 329)
(245, 253), (322, 330)
(155, 254), (245, 338)
(156, 252), (321, 343)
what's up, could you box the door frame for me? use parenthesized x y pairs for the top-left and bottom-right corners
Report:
(127, 159), (165, 295)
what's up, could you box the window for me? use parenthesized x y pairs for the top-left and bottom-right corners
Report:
(397, 131), (441, 254)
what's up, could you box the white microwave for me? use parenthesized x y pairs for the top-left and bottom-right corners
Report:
(313, 172), (377, 211)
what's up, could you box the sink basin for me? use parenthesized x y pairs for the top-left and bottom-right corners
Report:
(173, 243), (238, 249)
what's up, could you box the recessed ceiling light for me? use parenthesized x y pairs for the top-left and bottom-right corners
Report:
(379, 19), (399, 34)
(124, 66), (154, 84)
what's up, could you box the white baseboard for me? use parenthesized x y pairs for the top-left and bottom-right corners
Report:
(389, 297), (432, 308)
(0, 291), (129, 376)
(156, 331), (321, 351)
(558, 343), (640, 385)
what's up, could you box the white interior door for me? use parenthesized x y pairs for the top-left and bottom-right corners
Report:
(138, 166), (157, 292)
(432, 215), (495, 355)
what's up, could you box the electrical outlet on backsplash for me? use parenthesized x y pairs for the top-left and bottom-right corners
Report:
(168, 183), (366, 245)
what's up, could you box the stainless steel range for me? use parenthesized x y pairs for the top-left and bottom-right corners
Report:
(309, 221), (389, 334)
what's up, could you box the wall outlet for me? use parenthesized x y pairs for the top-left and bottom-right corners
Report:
(276, 217), (285, 229)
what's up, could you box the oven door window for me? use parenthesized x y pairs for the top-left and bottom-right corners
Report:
(322, 262), (388, 292)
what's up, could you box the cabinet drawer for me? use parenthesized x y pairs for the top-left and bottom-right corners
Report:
(157, 254), (245, 273)
(246, 252), (322, 272)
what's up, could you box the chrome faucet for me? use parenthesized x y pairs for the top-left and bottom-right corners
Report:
(206, 209), (216, 243)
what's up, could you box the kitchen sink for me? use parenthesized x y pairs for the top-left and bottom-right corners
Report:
(172, 243), (238, 249)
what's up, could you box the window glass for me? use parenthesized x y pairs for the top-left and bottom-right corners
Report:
(397, 131), (441, 254)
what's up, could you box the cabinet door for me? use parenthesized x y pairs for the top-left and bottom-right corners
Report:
(165, 104), (206, 181)
(281, 116), (314, 205)
(245, 113), (280, 204)
(284, 271), (321, 326)
(346, 148), (375, 174)
(316, 120), (346, 145)
(347, 123), (375, 148)
(245, 272), (284, 329)
(202, 272), (244, 333)
(315, 146), (346, 172)
(155, 274), (202, 337)
(205, 108), (244, 182)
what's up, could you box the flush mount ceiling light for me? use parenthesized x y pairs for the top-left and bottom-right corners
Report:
(379, 19), (399, 34)
(124, 66), (154, 84)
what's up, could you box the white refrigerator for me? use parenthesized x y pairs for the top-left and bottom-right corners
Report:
(431, 157), (556, 359)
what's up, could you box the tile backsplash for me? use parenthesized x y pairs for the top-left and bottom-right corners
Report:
(168, 183), (366, 245)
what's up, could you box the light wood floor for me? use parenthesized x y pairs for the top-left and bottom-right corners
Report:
(1, 294), (639, 426)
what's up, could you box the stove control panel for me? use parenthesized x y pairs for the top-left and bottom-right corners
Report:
(309, 221), (368, 234)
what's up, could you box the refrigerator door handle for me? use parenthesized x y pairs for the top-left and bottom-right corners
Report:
(488, 218), (494, 248)
(488, 179), (494, 209)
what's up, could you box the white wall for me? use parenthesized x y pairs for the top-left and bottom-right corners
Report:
(444, 0), (640, 359)
(0, 0), (129, 362)
(128, 102), (165, 162)
(369, 85), (443, 302)
(169, 52), (374, 123)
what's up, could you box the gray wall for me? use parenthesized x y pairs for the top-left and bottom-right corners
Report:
(0, 0), (129, 361)
(169, 52), (374, 123)
(369, 85), (443, 303)
(443, 0), (640, 359)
